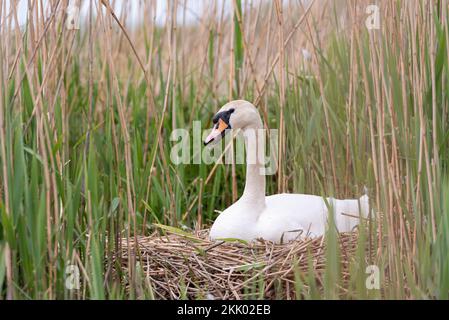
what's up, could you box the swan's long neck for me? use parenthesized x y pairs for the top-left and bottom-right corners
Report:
(240, 119), (266, 208)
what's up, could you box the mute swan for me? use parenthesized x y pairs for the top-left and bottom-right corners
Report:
(204, 100), (370, 243)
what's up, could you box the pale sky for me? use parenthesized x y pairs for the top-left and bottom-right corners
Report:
(5, 0), (233, 28)
(5, 0), (313, 30)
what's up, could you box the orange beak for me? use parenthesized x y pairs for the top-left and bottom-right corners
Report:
(204, 118), (229, 145)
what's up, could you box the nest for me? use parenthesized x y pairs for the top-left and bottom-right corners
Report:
(118, 229), (363, 299)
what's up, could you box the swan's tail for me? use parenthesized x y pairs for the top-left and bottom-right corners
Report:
(359, 187), (371, 219)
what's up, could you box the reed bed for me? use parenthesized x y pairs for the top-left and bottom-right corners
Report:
(0, 0), (447, 299)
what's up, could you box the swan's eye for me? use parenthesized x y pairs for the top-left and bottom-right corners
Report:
(211, 108), (233, 130)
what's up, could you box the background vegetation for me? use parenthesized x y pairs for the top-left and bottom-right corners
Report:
(0, 0), (447, 299)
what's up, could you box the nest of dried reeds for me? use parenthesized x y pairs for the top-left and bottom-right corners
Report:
(118, 229), (363, 299)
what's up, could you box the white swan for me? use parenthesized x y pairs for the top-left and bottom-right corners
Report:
(204, 100), (370, 243)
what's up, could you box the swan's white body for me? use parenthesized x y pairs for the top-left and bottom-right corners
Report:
(210, 193), (369, 243)
(205, 100), (370, 243)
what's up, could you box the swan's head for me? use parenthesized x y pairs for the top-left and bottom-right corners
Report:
(204, 100), (261, 146)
